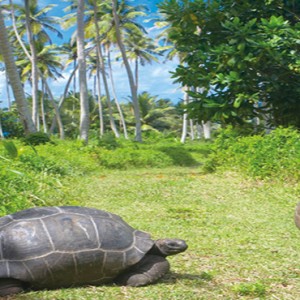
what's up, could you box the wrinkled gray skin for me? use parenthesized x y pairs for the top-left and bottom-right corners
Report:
(0, 206), (188, 296)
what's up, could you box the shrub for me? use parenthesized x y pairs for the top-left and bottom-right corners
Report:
(207, 126), (300, 180)
(97, 148), (173, 169)
(22, 132), (52, 146)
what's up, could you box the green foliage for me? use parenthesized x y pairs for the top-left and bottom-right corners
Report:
(207, 127), (300, 180)
(96, 148), (173, 169)
(0, 110), (24, 138)
(0, 139), (99, 215)
(233, 282), (266, 297)
(2, 140), (18, 159)
(160, 0), (300, 128)
(22, 132), (52, 146)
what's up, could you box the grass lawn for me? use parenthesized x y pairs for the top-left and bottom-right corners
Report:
(8, 167), (300, 299)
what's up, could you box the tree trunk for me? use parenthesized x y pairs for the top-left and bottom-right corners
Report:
(0, 114), (4, 139)
(96, 62), (104, 137)
(77, 0), (89, 143)
(112, 0), (142, 142)
(42, 77), (65, 139)
(93, 6), (119, 138)
(180, 86), (189, 143)
(49, 67), (77, 134)
(24, 0), (39, 127)
(107, 47), (128, 139)
(41, 81), (47, 133)
(202, 121), (211, 139)
(0, 8), (36, 134)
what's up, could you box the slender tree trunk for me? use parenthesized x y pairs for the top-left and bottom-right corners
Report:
(0, 114), (4, 139)
(107, 47), (128, 139)
(93, 3), (119, 138)
(42, 77), (65, 139)
(189, 119), (194, 140)
(77, 0), (89, 143)
(180, 86), (189, 143)
(5, 70), (11, 110)
(112, 0), (142, 142)
(96, 61), (104, 137)
(41, 81), (47, 133)
(0, 8), (36, 134)
(24, 0), (39, 127)
(49, 67), (77, 134)
(202, 121), (211, 139)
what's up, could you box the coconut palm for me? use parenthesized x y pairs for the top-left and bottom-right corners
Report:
(13, 0), (62, 127)
(0, 7), (36, 135)
(111, 0), (142, 141)
(121, 30), (159, 95)
(77, 0), (89, 143)
(125, 91), (177, 133)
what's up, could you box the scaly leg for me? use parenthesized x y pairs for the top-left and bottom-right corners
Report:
(115, 255), (170, 287)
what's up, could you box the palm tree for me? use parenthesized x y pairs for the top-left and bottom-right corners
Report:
(122, 30), (159, 94)
(77, 0), (89, 143)
(111, 0), (142, 141)
(125, 91), (177, 133)
(91, 1), (119, 138)
(14, 0), (62, 128)
(0, 7), (36, 134)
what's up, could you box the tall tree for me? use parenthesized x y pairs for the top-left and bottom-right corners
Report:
(159, 0), (300, 129)
(111, 0), (142, 141)
(14, 0), (62, 127)
(77, 0), (89, 143)
(91, 1), (119, 138)
(0, 7), (36, 134)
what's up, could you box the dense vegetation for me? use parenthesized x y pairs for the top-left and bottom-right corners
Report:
(1, 127), (299, 216)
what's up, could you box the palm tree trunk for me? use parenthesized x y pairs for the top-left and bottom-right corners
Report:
(106, 47), (128, 139)
(96, 62), (104, 137)
(42, 77), (65, 139)
(49, 67), (77, 134)
(0, 8), (36, 134)
(93, 3), (119, 138)
(41, 81), (47, 133)
(24, 0), (39, 127)
(5, 70), (11, 110)
(112, 0), (142, 142)
(77, 0), (89, 143)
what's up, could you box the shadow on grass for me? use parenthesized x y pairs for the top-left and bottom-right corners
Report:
(162, 271), (212, 285)
(158, 146), (200, 167)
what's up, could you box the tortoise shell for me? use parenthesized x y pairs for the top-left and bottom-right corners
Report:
(0, 206), (154, 289)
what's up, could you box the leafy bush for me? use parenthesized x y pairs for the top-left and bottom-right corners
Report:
(97, 148), (173, 169)
(0, 139), (99, 215)
(22, 132), (52, 146)
(207, 127), (300, 180)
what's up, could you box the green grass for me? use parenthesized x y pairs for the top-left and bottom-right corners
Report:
(7, 167), (300, 300)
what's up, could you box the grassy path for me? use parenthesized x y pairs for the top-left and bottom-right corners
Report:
(11, 168), (300, 299)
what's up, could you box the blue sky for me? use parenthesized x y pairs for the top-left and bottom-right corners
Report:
(0, 0), (183, 108)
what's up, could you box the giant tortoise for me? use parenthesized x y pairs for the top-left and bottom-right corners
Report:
(0, 206), (187, 296)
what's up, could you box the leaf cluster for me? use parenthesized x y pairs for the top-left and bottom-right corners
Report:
(159, 0), (300, 128)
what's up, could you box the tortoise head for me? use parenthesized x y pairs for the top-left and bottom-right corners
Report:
(152, 239), (188, 257)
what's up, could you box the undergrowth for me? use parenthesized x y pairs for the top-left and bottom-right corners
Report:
(205, 126), (300, 181)
(1, 126), (299, 215)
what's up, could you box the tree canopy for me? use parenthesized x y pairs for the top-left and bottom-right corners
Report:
(159, 0), (300, 129)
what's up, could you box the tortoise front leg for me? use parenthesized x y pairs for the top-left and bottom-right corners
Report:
(0, 278), (25, 297)
(115, 255), (170, 287)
